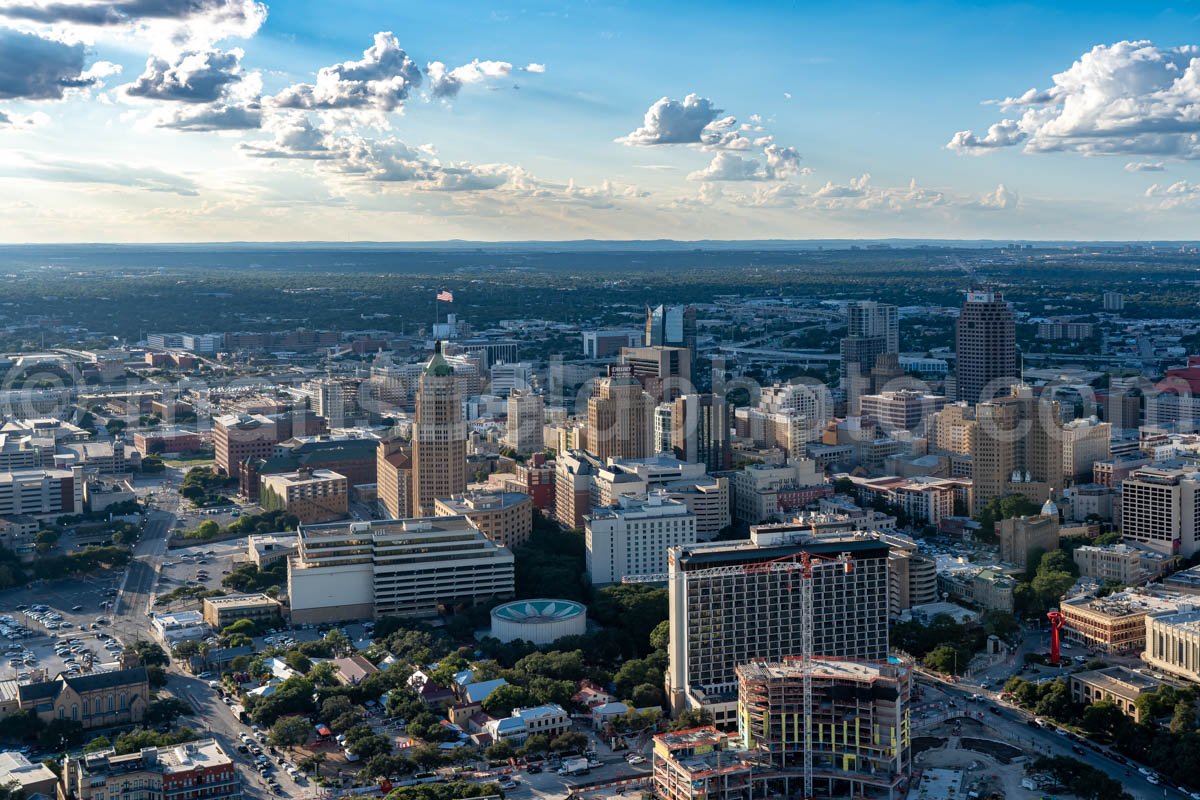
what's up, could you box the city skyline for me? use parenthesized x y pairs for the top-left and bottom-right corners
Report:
(0, 1), (1198, 242)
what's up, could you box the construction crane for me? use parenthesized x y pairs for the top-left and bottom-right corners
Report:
(623, 549), (854, 800)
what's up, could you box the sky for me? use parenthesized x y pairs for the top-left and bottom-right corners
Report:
(0, 0), (1198, 243)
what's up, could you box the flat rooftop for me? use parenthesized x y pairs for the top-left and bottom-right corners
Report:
(737, 657), (906, 684)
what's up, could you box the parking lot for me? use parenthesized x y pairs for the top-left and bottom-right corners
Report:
(0, 607), (126, 683)
(155, 539), (248, 607)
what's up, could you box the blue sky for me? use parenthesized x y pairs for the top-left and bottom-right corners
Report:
(0, 0), (1197, 241)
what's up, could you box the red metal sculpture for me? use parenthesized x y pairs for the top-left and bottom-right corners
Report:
(1047, 610), (1065, 666)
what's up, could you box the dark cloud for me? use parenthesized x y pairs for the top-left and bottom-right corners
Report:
(0, 0), (263, 28)
(157, 101), (261, 130)
(0, 28), (95, 100)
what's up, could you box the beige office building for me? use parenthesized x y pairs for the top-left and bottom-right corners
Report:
(288, 516), (514, 623)
(260, 468), (348, 523)
(587, 374), (655, 460)
(505, 390), (544, 454)
(434, 491), (533, 549)
(376, 436), (412, 520)
(411, 349), (467, 516)
(1145, 609), (1200, 683)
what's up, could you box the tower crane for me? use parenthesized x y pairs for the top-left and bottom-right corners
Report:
(623, 549), (854, 800)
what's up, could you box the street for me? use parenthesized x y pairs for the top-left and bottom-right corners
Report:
(163, 672), (314, 800)
(925, 675), (1194, 800)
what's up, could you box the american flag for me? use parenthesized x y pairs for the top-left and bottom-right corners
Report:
(436, 290), (454, 302)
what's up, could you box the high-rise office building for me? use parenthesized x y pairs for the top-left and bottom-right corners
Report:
(645, 304), (697, 356)
(620, 345), (692, 402)
(305, 377), (351, 427)
(666, 525), (890, 724)
(654, 402), (674, 454)
(1121, 467), (1200, 557)
(287, 516), (514, 622)
(1103, 291), (1125, 312)
(841, 301), (899, 413)
(971, 387), (1063, 513)
(847, 300), (899, 351)
(927, 402), (977, 456)
(955, 290), (1017, 405)
(671, 393), (732, 471)
(376, 436), (412, 520)
(587, 372), (655, 461)
(585, 492), (697, 585)
(505, 390), (544, 454)
(411, 346), (467, 516)
(1061, 416), (1112, 485)
(859, 389), (946, 434)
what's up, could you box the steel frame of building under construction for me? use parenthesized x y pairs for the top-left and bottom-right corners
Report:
(736, 657), (913, 800)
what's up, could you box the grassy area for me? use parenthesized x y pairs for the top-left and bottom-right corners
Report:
(163, 457), (215, 468)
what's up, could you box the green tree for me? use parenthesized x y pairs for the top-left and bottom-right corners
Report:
(1034, 679), (1076, 721)
(269, 715), (312, 749)
(485, 740), (513, 761)
(83, 735), (112, 753)
(668, 708), (713, 731)
(298, 752), (326, 776)
(550, 731), (589, 752)
(143, 698), (191, 726)
(131, 640), (169, 667)
(1080, 700), (1129, 742)
(923, 644), (961, 675)
(631, 683), (663, 708)
(481, 684), (533, 717)
(320, 695), (353, 722)
(324, 628), (351, 656)
(649, 620), (670, 652)
(1171, 700), (1195, 734)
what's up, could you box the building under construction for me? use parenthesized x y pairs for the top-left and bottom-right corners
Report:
(736, 657), (913, 799)
(652, 726), (754, 800)
(665, 526), (890, 725)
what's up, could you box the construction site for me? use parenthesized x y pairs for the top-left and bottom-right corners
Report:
(736, 657), (913, 799)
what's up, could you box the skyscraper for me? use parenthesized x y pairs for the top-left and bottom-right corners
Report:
(504, 389), (544, 454)
(840, 301), (898, 413)
(587, 372), (655, 461)
(971, 387), (1063, 514)
(846, 300), (899, 352)
(645, 304), (697, 355)
(666, 525), (891, 724)
(955, 290), (1017, 405)
(671, 393), (732, 471)
(411, 345), (467, 516)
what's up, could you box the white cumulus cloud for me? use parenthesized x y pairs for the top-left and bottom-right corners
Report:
(949, 40), (1200, 159)
(272, 32), (421, 113)
(426, 59), (512, 98)
(617, 93), (723, 146)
